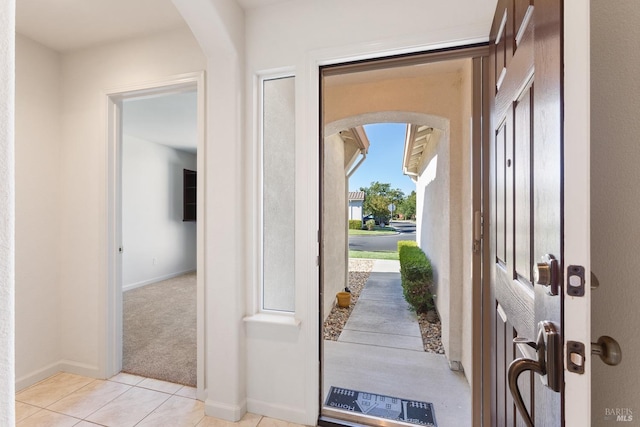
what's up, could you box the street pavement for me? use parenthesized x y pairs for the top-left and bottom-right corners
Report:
(349, 220), (416, 252)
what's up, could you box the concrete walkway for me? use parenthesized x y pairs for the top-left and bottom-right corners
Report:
(338, 259), (423, 351)
(324, 259), (471, 427)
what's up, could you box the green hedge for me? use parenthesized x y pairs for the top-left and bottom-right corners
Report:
(398, 241), (434, 313)
(397, 240), (417, 251)
(349, 219), (363, 230)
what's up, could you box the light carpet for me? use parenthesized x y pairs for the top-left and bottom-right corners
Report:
(123, 272), (196, 386)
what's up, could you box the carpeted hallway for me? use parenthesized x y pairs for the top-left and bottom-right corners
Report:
(123, 272), (197, 386)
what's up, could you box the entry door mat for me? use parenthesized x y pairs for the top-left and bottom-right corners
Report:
(324, 386), (437, 426)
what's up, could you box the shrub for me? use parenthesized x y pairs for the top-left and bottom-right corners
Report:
(349, 219), (362, 230)
(398, 242), (434, 313)
(365, 219), (375, 230)
(397, 240), (417, 251)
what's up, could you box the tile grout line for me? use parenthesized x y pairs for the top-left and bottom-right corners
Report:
(16, 374), (96, 411)
(73, 380), (134, 425)
(17, 373), (283, 427)
(130, 390), (174, 427)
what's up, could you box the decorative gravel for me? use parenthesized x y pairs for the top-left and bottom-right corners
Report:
(417, 312), (445, 354)
(323, 258), (444, 355)
(323, 259), (373, 341)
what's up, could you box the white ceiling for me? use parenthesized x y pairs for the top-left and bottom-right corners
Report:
(15, 0), (288, 53)
(15, 0), (286, 154)
(16, 0), (188, 53)
(123, 91), (198, 154)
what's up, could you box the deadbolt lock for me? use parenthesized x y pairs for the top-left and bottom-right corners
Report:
(533, 254), (559, 296)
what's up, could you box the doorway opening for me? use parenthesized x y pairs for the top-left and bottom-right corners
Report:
(319, 49), (489, 427)
(106, 73), (205, 395)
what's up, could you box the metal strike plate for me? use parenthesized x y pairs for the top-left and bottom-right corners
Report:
(567, 265), (585, 297)
(567, 341), (585, 374)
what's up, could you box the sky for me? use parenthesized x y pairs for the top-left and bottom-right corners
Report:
(348, 123), (416, 196)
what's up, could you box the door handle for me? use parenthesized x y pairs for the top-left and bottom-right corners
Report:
(592, 335), (622, 366)
(508, 321), (562, 426)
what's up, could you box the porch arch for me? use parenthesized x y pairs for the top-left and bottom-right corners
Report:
(322, 110), (463, 372)
(325, 111), (449, 138)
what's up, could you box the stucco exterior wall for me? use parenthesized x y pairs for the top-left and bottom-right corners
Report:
(323, 133), (348, 320)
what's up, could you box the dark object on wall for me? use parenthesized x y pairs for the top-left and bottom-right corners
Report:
(183, 169), (196, 221)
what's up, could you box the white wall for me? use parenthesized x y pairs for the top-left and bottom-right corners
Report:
(14, 35), (62, 389)
(348, 201), (363, 221)
(591, 1), (640, 423)
(122, 136), (196, 290)
(243, 1), (492, 423)
(5, 1), (498, 424)
(0, 0), (16, 422)
(54, 27), (205, 380)
(171, 0), (247, 420)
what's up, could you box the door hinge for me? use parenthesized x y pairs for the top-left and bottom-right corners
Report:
(473, 211), (483, 253)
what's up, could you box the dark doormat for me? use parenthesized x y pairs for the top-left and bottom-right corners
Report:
(324, 386), (437, 427)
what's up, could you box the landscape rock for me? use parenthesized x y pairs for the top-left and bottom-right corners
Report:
(323, 258), (444, 355)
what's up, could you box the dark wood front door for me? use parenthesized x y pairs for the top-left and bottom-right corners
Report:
(489, 0), (564, 425)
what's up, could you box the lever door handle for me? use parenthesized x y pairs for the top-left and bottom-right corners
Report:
(508, 358), (544, 427)
(507, 321), (562, 426)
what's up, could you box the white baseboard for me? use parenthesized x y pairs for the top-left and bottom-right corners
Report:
(246, 398), (310, 425)
(59, 360), (102, 379)
(205, 398), (247, 422)
(15, 360), (101, 392)
(123, 269), (196, 292)
(16, 362), (61, 392)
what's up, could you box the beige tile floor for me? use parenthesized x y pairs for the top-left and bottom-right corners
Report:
(15, 372), (306, 427)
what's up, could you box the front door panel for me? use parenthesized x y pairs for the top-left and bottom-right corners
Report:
(489, 0), (563, 425)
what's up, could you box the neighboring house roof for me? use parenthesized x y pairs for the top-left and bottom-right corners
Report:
(403, 124), (442, 181)
(348, 191), (365, 202)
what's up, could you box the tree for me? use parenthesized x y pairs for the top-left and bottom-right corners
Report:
(360, 181), (404, 222)
(397, 191), (416, 219)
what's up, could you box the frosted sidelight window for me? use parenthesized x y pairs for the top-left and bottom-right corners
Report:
(262, 76), (295, 312)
